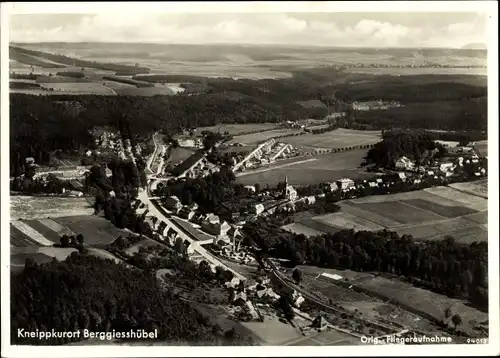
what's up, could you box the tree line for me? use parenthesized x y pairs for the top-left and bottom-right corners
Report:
(11, 254), (251, 345)
(242, 218), (488, 310)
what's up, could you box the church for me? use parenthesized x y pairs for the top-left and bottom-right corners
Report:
(282, 175), (298, 201)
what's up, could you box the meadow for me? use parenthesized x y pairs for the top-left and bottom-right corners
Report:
(302, 186), (488, 243)
(10, 215), (128, 248)
(236, 149), (372, 186)
(196, 123), (278, 136)
(282, 129), (382, 152)
(10, 195), (94, 220)
(229, 129), (303, 145)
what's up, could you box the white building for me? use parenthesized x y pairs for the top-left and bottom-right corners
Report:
(244, 185), (256, 193)
(395, 156), (415, 170)
(439, 162), (455, 172)
(336, 178), (355, 191)
(325, 182), (339, 192)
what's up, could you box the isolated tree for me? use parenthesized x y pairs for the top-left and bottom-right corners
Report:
(444, 307), (452, 319)
(76, 233), (84, 245)
(451, 314), (463, 330)
(174, 237), (185, 254)
(292, 268), (303, 284)
(60, 235), (70, 248)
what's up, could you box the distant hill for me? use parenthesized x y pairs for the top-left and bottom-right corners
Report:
(462, 43), (487, 50)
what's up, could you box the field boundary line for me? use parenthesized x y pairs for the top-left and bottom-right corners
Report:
(235, 158), (317, 177)
(397, 201), (449, 221)
(11, 221), (54, 246)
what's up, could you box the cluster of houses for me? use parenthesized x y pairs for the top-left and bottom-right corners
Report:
(183, 157), (220, 178)
(232, 139), (301, 172)
(395, 151), (486, 180)
(91, 129), (141, 163)
(177, 138), (203, 149)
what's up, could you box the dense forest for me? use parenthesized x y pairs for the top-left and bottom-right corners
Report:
(366, 131), (446, 168)
(11, 254), (250, 345)
(242, 218), (488, 310)
(156, 166), (240, 213)
(10, 70), (486, 173)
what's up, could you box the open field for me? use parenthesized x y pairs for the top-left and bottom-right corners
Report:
(10, 196), (94, 220)
(474, 140), (488, 157)
(23, 219), (63, 243)
(356, 275), (488, 336)
(196, 123), (278, 136)
(167, 147), (195, 164)
(282, 129), (382, 152)
(314, 212), (384, 231)
(37, 82), (116, 95)
(288, 330), (361, 346)
(54, 215), (128, 247)
(10, 246), (78, 273)
(229, 129), (303, 145)
(241, 318), (301, 345)
(124, 238), (168, 256)
(296, 186), (487, 243)
(282, 223), (325, 237)
(347, 67), (487, 76)
(424, 186), (488, 211)
(449, 180), (488, 199)
(236, 150), (372, 186)
(11, 224), (43, 247)
(11, 221), (56, 246)
(87, 247), (125, 264)
(354, 201), (446, 224)
(112, 86), (176, 96)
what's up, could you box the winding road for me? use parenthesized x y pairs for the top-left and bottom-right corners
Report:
(141, 133), (245, 280)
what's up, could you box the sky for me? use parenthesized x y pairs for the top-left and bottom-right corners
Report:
(9, 11), (489, 48)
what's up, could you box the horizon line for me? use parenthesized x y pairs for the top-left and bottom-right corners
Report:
(9, 41), (488, 50)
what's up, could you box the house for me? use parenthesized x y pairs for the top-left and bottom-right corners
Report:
(233, 292), (248, 306)
(293, 294), (305, 308)
(474, 172), (481, 177)
(439, 162), (455, 172)
(205, 214), (220, 225)
(202, 221), (231, 236)
(251, 203), (265, 216)
(397, 172), (407, 181)
(472, 159), (479, 164)
(376, 178), (383, 184)
(427, 171), (434, 176)
(226, 277), (241, 289)
(324, 182), (339, 192)
(336, 178), (355, 191)
(244, 185), (256, 193)
(395, 156), (415, 170)
(312, 315), (328, 331)
(188, 202), (199, 211)
(414, 179), (422, 184)
(85, 150), (93, 157)
(25, 157), (35, 165)
(480, 168), (486, 175)
(368, 181), (377, 188)
(179, 207), (196, 220)
(306, 196), (316, 205)
(164, 196), (182, 212)
(66, 190), (83, 197)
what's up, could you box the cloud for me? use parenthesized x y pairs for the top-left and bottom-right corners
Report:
(9, 12), (488, 48)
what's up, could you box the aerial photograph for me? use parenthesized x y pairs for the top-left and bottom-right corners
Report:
(4, 4), (495, 354)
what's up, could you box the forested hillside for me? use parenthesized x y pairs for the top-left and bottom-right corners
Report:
(11, 254), (250, 345)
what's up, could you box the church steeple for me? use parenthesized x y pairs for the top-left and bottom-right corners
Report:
(282, 174), (289, 199)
